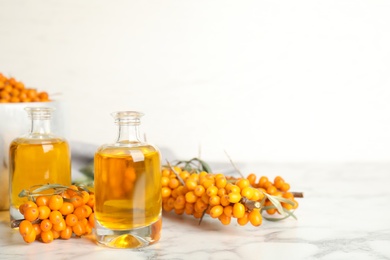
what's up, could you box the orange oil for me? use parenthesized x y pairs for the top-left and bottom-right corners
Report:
(9, 138), (71, 220)
(94, 146), (161, 231)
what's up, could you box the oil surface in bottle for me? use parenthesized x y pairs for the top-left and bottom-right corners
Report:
(9, 137), (71, 221)
(94, 145), (161, 230)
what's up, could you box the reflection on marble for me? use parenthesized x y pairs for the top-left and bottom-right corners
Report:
(0, 163), (389, 260)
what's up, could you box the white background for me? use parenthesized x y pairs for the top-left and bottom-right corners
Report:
(1, 0), (389, 163)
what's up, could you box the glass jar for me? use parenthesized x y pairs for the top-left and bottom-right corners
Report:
(9, 107), (71, 223)
(94, 111), (162, 249)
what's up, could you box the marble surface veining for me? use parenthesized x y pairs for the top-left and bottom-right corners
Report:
(0, 163), (390, 260)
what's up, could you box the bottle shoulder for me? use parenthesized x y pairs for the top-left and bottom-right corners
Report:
(96, 142), (160, 157)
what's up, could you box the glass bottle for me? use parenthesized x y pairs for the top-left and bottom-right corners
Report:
(9, 107), (71, 223)
(94, 111), (162, 249)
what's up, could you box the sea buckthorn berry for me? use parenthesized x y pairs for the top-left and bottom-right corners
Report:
(52, 229), (60, 239)
(53, 219), (66, 232)
(249, 209), (263, 227)
(87, 193), (95, 208)
(237, 212), (250, 226)
(180, 171), (190, 181)
(48, 195), (64, 211)
(23, 229), (36, 243)
(72, 221), (85, 237)
(216, 177), (227, 189)
(161, 187), (172, 198)
(235, 178), (250, 190)
(266, 185), (277, 195)
(218, 213), (231, 225)
(60, 226), (73, 240)
(227, 192), (242, 204)
(161, 176), (170, 187)
(59, 202), (74, 216)
(194, 185), (205, 197)
(41, 230), (54, 243)
(210, 205), (224, 218)
(202, 179), (214, 189)
(233, 203), (245, 219)
(81, 191), (90, 204)
(19, 201), (37, 215)
(36, 196), (50, 207)
(185, 191), (197, 204)
(40, 219), (52, 233)
(49, 210), (63, 225)
(185, 203), (194, 215)
(220, 195), (231, 206)
(223, 205), (233, 217)
(201, 193), (210, 204)
(217, 188), (226, 197)
(88, 213), (95, 228)
(280, 182), (290, 192)
(19, 220), (33, 237)
(241, 187), (254, 200)
(32, 223), (42, 238)
(74, 206), (88, 220)
(251, 188), (264, 201)
(258, 176), (268, 188)
(24, 206), (39, 222)
(246, 173), (257, 186)
(208, 195), (221, 206)
(70, 195), (84, 208)
(65, 214), (78, 227)
(206, 186), (218, 197)
(168, 178), (180, 189)
(38, 205), (51, 220)
(185, 178), (197, 191)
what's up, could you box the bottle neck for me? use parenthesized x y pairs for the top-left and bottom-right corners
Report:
(116, 123), (142, 144)
(30, 118), (52, 135)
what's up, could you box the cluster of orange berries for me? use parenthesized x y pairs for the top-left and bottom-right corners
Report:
(0, 72), (50, 103)
(161, 166), (299, 227)
(17, 185), (95, 244)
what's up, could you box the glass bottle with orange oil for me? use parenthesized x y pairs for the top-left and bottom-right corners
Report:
(9, 107), (71, 223)
(94, 111), (162, 249)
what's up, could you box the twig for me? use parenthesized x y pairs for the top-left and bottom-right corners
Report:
(224, 150), (244, 178)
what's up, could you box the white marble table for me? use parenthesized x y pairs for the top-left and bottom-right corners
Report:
(1, 163), (390, 260)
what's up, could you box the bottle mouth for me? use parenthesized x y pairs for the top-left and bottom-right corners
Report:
(111, 111), (144, 125)
(25, 107), (55, 119)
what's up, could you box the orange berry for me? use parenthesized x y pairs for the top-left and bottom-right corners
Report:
(59, 202), (74, 216)
(209, 205), (223, 218)
(88, 213), (95, 228)
(23, 229), (36, 243)
(227, 192), (242, 203)
(206, 186), (218, 197)
(81, 191), (90, 204)
(70, 195), (84, 208)
(74, 206), (88, 220)
(208, 195), (221, 206)
(246, 173), (257, 186)
(36, 196), (50, 207)
(87, 193), (95, 208)
(19, 201), (37, 215)
(24, 207), (39, 222)
(280, 182), (290, 192)
(52, 219), (66, 232)
(185, 191), (197, 204)
(266, 185), (277, 195)
(161, 187), (172, 198)
(237, 212), (250, 226)
(38, 205), (51, 220)
(60, 226), (73, 240)
(49, 210), (63, 225)
(194, 185), (205, 197)
(40, 219), (52, 232)
(72, 221), (85, 236)
(67, 185), (79, 197)
(65, 214), (78, 227)
(216, 177), (227, 189)
(52, 229), (60, 239)
(48, 195), (64, 211)
(41, 230), (54, 243)
(258, 176), (268, 188)
(185, 179), (197, 191)
(32, 223), (41, 237)
(168, 178), (180, 189)
(233, 203), (245, 219)
(218, 213), (231, 225)
(19, 220), (33, 237)
(241, 187), (255, 200)
(161, 176), (170, 187)
(249, 209), (263, 226)
(223, 205), (233, 217)
(235, 178), (250, 190)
